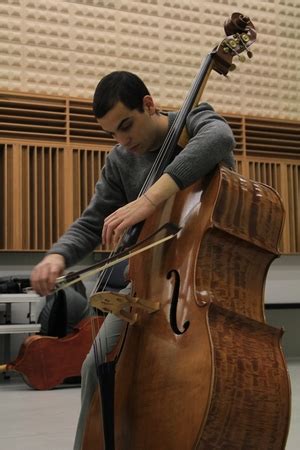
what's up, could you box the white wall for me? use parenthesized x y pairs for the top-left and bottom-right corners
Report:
(265, 255), (300, 305)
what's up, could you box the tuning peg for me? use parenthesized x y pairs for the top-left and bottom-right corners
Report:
(228, 64), (236, 72)
(247, 50), (253, 58)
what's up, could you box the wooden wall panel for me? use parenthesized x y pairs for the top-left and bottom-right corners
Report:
(248, 160), (281, 192)
(286, 164), (300, 253)
(247, 159), (284, 251)
(0, 143), (22, 249)
(0, 93), (66, 142)
(0, 144), (14, 249)
(0, 91), (299, 253)
(72, 147), (110, 251)
(245, 118), (300, 158)
(18, 145), (65, 250)
(72, 147), (109, 218)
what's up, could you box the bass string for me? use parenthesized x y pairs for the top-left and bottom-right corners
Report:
(89, 64), (204, 364)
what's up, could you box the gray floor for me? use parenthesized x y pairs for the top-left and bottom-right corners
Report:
(0, 359), (299, 450)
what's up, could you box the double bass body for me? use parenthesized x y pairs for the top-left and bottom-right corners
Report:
(109, 166), (290, 449)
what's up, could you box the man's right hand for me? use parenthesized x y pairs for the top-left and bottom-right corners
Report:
(30, 253), (66, 296)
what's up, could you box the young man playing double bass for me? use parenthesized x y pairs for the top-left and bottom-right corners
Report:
(30, 71), (235, 449)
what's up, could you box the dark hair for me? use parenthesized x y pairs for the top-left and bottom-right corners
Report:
(93, 71), (150, 118)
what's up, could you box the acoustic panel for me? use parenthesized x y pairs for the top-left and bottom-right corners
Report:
(0, 0), (299, 119)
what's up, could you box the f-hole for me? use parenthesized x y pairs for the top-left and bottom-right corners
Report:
(167, 269), (190, 335)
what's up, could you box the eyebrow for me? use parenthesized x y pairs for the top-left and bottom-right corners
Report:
(102, 117), (132, 135)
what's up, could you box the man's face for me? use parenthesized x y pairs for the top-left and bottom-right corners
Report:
(97, 99), (160, 155)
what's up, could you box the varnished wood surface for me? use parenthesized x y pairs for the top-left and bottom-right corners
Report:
(4, 317), (103, 390)
(197, 303), (290, 450)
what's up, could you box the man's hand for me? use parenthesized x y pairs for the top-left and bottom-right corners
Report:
(102, 173), (180, 248)
(30, 253), (66, 296)
(102, 194), (156, 247)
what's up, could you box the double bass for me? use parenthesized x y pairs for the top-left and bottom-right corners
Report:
(0, 316), (103, 390)
(58, 12), (291, 450)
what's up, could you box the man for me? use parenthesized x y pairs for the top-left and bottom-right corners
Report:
(31, 70), (235, 449)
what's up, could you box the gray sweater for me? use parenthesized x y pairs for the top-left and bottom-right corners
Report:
(49, 103), (235, 267)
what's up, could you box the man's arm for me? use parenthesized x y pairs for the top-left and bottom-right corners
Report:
(163, 103), (235, 189)
(31, 150), (126, 295)
(102, 173), (179, 246)
(103, 104), (235, 246)
(30, 253), (66, 296)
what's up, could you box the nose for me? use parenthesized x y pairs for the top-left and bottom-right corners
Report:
(116, 132), (131, 147)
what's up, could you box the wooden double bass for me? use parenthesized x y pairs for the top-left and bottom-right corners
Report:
(0, 316), (103, 390)
(63, 12), (290, 450)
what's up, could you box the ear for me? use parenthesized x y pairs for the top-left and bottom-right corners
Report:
(143, 95), (156, 115)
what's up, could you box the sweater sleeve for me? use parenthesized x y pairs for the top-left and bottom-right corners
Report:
(163, 103), (236, 189)
(47, 149), (126, 267)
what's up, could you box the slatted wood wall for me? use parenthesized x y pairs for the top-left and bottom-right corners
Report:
(0, 91), (299, 253)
